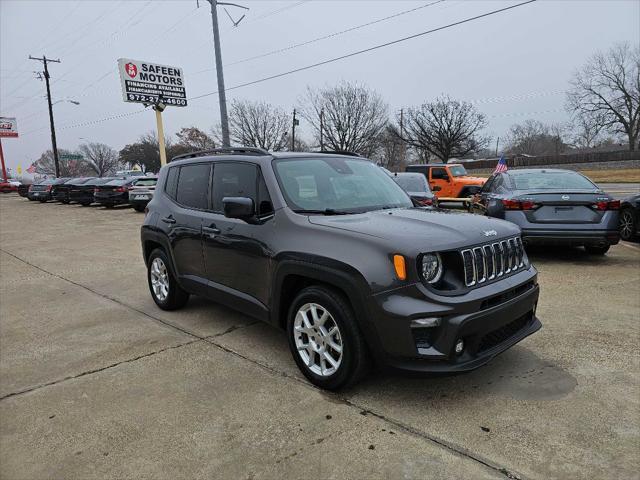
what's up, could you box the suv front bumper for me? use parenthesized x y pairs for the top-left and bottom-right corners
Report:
(368, 268), (541, 373)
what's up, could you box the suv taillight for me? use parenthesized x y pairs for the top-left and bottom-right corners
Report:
(115, 186), (129, 192)
(45, 185), (52, 192)
(503, 199), (536, 210)
(593, 200), (620, 211)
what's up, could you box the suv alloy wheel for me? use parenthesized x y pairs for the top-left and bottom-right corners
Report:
(287, 286), (368, 390)
(147, 249), (189, 310)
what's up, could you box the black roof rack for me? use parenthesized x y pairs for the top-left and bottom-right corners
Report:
(314, 150), (361, 157)
(171, 147), (270, 162)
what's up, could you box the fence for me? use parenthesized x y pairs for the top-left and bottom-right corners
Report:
(461, 150), (639, 170)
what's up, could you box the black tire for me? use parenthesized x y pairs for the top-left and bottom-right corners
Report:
(585, 244), (610, 255)
(39, 199), (47, 203)
(147, 248), (189, 310)
(133, 204), (145, 212)
(80, 202), (91, 207)
(619, 207), (637, 241)
(61, 199), (70, 204)
(287, 286), (369, 390)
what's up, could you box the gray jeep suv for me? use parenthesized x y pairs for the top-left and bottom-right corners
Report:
(141, 148), (541, 390)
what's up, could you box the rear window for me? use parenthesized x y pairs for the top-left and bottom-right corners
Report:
(105, 179), (128, 186)
(176, 164), (210, 209)
(135, 178), (157, 187)
(394, 174), (428, 192)
(512, 171), (597, 190)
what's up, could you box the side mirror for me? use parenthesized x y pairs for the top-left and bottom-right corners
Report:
(223, 197), (255, 220)
(432, 185), (442, 192)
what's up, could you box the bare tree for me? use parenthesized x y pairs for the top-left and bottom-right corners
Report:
(374, 125), (406, 171)
(300, 81), (388, 156)
(78, 142), (120, 177)
(570, 112), (606, 148)
(228, 99), (289, 151)
(400, 96), (487, 163)
(176, 126), (216, 151)
(33, 149), (93, 177)
(567, 42), (640, 151)
(506, 120), (569, 156)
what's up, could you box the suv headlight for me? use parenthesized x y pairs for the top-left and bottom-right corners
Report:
(420, 252), (443, 284)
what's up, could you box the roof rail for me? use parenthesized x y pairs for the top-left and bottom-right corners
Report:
(314, 150), (361, 157)
(171, 147), (271, 162)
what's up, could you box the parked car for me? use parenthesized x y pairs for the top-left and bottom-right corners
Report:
(28, 177), (72, 202)
(405, 163), (486, 198)
(619, 193), (640, 241)
(392, 172), (437, 207)
(141, 148), (541, 390)
(474, 169), (619, 254)
(17, 182), (32, 197)
(94, 177), (137, 207)
(52, 177), (93, 203)
(0, 181), (18, 193)
(68, 177), (118, 206)
(128, 176), (158, 212)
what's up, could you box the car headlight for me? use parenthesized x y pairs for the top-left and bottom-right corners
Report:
(421, 252), (443, 284)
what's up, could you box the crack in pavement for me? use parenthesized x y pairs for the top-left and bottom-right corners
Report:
(1, 248), (524, 479)
(0, 339), (203, 401)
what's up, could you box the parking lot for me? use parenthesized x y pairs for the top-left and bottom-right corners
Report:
(0, 194), (638, 479)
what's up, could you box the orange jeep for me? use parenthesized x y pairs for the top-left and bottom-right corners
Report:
(405, 163), (486, 198)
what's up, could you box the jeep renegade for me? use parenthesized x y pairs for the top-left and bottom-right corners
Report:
(141, 148), (541, 390)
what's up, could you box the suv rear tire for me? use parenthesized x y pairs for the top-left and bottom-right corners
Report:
(585, 244), (610, 255)
(287, 286), (369, 390)
(147, 249), (189, 310)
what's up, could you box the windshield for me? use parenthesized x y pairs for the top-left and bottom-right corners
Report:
(273, 157), (412, 213)
(394, 174), (429, 193)
(512, 171), (597, 190)
(449, 165), (468, 177)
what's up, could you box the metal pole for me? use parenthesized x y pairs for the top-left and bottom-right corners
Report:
(0, 139), (8, 182)
(291, 109), (297, 151)
(156, 109), (167, 166)
(495, 136), (500, 157)
(209, 0), (230, 147)
(319, 108), (324, 151)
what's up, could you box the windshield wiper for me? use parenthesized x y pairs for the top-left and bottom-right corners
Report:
(293, 208), (356, 215)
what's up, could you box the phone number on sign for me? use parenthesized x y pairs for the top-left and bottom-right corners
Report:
(127, 94), (187, 106)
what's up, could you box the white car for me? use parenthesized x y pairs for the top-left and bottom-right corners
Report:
(128, 176), (158, 212)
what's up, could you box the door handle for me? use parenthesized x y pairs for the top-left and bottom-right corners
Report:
(203, 226), (221, 235)
(161, 216), (176, 224)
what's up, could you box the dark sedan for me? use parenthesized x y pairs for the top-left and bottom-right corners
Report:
(18, 182), (32, 197)
(391, 172), (437, 207)
(53, 177), (93, 203)
(619, 193), (639, 241)
(28, 178), (69, 202)
(94, 177), (137, 207)
(69, 177), (117, 206)
(475, 169), (619, 254)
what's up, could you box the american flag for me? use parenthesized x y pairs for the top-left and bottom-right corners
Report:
(494, 155), (508, 173)
(26, 163), (36, 174)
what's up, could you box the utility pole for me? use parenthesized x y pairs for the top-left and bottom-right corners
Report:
(319, 108), (324, 151)
(30, 55), (61, 177)
(206, 1), (248, 147)
(291, 109), (299, 151)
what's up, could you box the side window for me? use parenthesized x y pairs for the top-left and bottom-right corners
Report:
(257, 171), (274, 216)
(165, 166), (179, 200)
(176, 164), (210, 209)
(211, 162), (257, 212)
(431, 168), (448, 180)
(491, 175), (504, 193)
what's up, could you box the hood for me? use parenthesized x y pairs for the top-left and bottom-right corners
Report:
(307, 207), (519, 251)
(461, 176), (486, 185)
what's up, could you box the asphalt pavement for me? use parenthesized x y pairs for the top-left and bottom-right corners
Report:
(0, 194), (638, 480)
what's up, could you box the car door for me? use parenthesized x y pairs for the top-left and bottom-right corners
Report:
(429, 167), (451, 197)
(201, 162), (274, 308)
(162, 163), (211, 286)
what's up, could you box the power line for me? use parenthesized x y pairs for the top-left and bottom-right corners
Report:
(190, 0), (537, 101)
(222, 0), (446, 69)
(244, 0), (310, 24)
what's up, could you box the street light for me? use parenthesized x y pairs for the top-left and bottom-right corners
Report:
(52, 99), (80, 106)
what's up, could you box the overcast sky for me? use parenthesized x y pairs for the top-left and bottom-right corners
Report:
(1, 0), (638, 172)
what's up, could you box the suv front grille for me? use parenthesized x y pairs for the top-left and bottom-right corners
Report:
(461, 237), (525, 287)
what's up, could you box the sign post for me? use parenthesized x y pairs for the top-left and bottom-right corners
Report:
(0, 117), (19, 182)
(117, 58), (187, 167)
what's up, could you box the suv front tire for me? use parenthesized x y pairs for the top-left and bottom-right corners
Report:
(147, 249), (189, 310)
(287, 286), (369, 390)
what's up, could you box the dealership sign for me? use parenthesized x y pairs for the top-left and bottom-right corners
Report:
(117, 58), (187, 107)
(0, 117), (18, 138)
